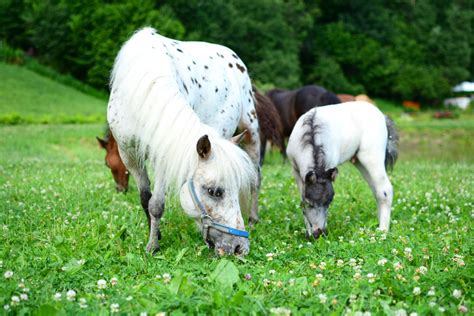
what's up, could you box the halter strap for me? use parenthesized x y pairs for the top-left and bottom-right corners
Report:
(188, 179), (249, 239)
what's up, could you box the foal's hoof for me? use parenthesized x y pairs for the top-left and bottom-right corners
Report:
(248, 217), (259, 227)
(146, 241), (160, 255)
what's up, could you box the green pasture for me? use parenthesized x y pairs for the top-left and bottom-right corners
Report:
(0, 64), (472, 314)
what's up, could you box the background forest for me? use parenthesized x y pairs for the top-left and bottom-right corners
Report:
(1, 0), (473, 104)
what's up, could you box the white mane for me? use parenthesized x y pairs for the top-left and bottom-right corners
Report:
(110, 28), (256, 194)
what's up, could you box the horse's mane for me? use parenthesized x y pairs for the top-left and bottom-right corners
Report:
(301, 109), (326, 173)
(110, 27), (256, 194)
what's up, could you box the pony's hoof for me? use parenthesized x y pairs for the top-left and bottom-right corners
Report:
(146, 241), (160, 255)
(248, 217), (259, 227)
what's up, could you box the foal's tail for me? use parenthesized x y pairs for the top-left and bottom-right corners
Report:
(384, 115), (399, 170)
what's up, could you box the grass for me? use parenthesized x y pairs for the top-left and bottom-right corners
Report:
(0, 63), (472, 314)
(0, 63), (106, 124)
(0, 123), (472, 315)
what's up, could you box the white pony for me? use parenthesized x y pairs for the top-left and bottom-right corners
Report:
(286, 101), (398, 239)
(107, 28), (261, 255)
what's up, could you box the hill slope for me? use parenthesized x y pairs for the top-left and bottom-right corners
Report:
(0, 62), (106, 123)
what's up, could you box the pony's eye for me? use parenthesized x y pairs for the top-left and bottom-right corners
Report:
(207, 187), (224, 198)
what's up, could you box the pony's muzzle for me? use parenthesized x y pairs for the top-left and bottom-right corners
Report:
(306, 227), (328, 240)
(214, 236), (249, 256)
(115, 184), (128, 193)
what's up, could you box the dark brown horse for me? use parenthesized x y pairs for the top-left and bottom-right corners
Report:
(97, 129), (129, 192)
(253, 88), (285, 165)
(266, 85), (341, 138)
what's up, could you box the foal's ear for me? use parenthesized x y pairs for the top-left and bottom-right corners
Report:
(197, 135), (211, 159)
(96, 136), (108, 149)
(231, 129), (247, 145)
(304, 170), (316, 184)
(328, 168), (338, 182)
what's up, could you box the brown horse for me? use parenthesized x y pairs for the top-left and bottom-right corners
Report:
(97, 129), (129, 192)
(266, 85), (341, 138)
(253, 88), (285, 164)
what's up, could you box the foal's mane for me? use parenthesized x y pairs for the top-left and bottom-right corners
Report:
(110, 27), (256, 194)
(301, 110), (326, 173)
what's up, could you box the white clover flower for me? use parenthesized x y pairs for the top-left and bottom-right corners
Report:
(270, 307), (291, 316)
(11, 296), (20, 306)
(319, 262), (326, 270)
(458, 305), (468, 313)
(418, 266), (428, 275)
(349, 258), (357, 266)
(353, 272), (361, 280)
(395, 308), (407, 316)
(409, 313), (418, 316)
(269, 269), (276, 275)
(427, 287), (435, 296)
(377, 258), (388, 266)
(452, 289), (462, 299)
(110, 303), (120, 313)
(156, 312), (166, 316)
(336, 259), (344, 267)
(393, 262), (403, 271)
(4, 304), (10, 311)
(367, 273), (376, 283)
(373, 289), (381, 297)
(77, 259), (85, 265)
(319, 294), (327, 304)
(79, 298), (88, 309)
(412, 287), (421, 296)
(20, 294), (28, 301)
(97, 279), (107, 289)
(315, 273), (323, 280)
(140, 312), (148, 316)
(4, 271), (13, 279)
(162, 273), (172, 284)
(66, 290), (76, 301)
(266, 253), (274, 261)
(391, 249), (399, 255)
(110, 277), (118, 286)
(349, 294), (357, 304)
(53, 293), (62, 301)
(404, 247), (412, 254)
(263, 278), (271, 287)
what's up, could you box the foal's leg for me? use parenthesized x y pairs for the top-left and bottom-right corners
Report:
(118, 148), (152, 229)
(355, 157), (393, 231)
(239, 110), (261, 224)
(146, 181), (166, 254)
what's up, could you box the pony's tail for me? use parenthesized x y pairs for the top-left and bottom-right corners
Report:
(384, 115), (399, 171)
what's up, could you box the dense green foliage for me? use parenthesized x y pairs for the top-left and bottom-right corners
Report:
(1, 0), (472, 103)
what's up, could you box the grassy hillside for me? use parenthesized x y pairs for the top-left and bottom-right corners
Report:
(0, 62), (106, 124)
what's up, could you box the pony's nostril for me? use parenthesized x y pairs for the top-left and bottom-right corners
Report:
(234, 244), (242, 255)
(313, 228), (324, 239)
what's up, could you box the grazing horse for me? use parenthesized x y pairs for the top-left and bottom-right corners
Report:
(253, 88), (285, 165)
(108, 28), (261, 256)
(266, 85), (341, 139)
(97, 129), (129, 192)
(286, 101), (398, 239)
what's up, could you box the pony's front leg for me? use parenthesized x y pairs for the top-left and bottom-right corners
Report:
(146, 185), (165, 254)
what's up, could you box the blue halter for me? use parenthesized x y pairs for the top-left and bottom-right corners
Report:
(188, 179), (249, 239)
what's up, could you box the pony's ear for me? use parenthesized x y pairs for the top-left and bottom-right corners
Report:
(231, 129), (247, 145)
(304, 170), (316, 185)
(96, 136), (108, 149)
(197, 135), (211, 159)
(328, 168), (338, 182)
